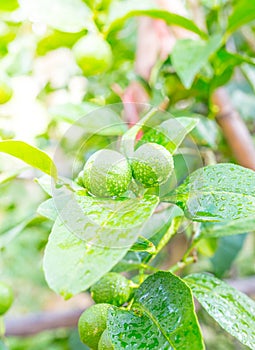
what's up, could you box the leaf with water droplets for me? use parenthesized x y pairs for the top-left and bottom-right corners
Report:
(164, 163), (255, 222)
(141, 117), (198, 154)
(108, 271), (204, 349)
(185, 273), (255, 349)
(43, 195), (159, 298)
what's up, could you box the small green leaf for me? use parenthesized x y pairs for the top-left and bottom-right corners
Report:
(185, 273), (255, 349)
(130, 236), (156, 253)
(0, 141), (58, 181)
(172, 35), (222, 88)
(19, 0), (94, 33)
(210, 235), (246, 277)
(106, 0), (206, 38)
(141, 117), (198, 154)
(164, 164), (255, 222)
(0, 167), (28, 185)
(121, 107), (158, 157)
(108, 271), (204, 349)
(0, 215), (43, 249)
(227, 0), (255, 36)
(43, 195), (158, 297)
(37, 198), (57, 221)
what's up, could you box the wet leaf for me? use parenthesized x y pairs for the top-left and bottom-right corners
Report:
(141, 117), (198, 154)
(164, 164), (255, 222)
(185, 273), (255, 349)
(200, 217), (255, 238)
(108, 271), (204, 349)
(43, 195), (158, 298)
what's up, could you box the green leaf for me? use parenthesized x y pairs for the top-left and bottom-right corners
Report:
(49, 103), (98, 123)
(108, 271), (204, 349)
(185, 273), (255, 349)
(130, 236), (156, 253)
(43, 195), (158, 298)
(210, 235), (246, 277)
(227, 0), (255, 36)
(50, 104), (127, 136)
(19, 0), (94, 33)
(121, 107), (158, 157)
(37, 198), (57, 221)
(106, 0), (206, 38)
(164, 163), (255, 222)
(200, 217), (255, 238)
(189, 115), (220, 149)
(0, 167), (28, 185)
(113, 205), (183, 272)
(35, 175), (54, 197)
(0, 215), (44, 249)
(0, 141), (58, 181)
(141, 117), (198, 154)
(172, 35), (222, 88)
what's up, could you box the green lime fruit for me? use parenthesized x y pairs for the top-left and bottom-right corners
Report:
(91, 272), (131, 306)
(131, 142), (174, 187)
(73, 34), (112, 76)
(78, 303), (111, 349)
(0, 80), (13, 104)
(0, 282), (14, 315)
(83, 149), (132, 198)
(98, 329), (114, 350)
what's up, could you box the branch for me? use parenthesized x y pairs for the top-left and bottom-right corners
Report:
(4, 277), (255, 337)
(212, 88), (255, 170)
(5, 308), (84, 337)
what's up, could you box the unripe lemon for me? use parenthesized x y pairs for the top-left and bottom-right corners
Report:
(0, 80), (12, 104)
(131, 143), (174, 187)
(0, 282), (14, 315)
(98, 329), (114, 350)
(78, 303), (111, 349)
(91, 272), (131, 307)
(83, 149), (132, 198)
(73, 34), (112, 76)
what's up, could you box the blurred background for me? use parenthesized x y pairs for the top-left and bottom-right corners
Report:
(0, 0), (255, 349)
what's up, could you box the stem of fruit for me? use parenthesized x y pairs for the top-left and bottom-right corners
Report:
(169, 222), (201, 273)
(168, 256), (196, 273)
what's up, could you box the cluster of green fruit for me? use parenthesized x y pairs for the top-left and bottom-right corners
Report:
(77, 142), (174, 198)
(0, 282), (13, 316)
(78, 272), (132, 349)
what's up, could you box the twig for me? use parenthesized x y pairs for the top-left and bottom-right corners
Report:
(212, 88), (255, 170)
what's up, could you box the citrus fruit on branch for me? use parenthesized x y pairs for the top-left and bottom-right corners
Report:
(131, 142), (174, 187)
(78, 303), (111, 349)
(83, 149), (132, 197)
(73, 34), (113, 76)
(91, 272), (131, 306)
